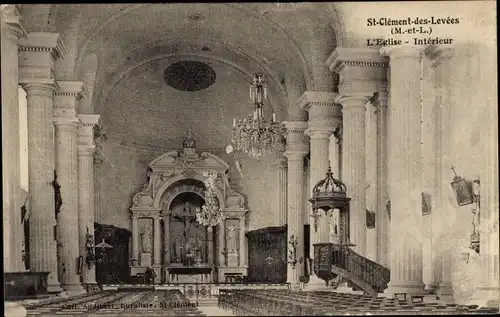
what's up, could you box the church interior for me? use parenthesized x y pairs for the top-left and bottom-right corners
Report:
(2, 2), (498, 316)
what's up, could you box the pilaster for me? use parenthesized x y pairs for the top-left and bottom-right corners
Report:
(274, 153), (288, 226)
(372, 91), (389, 268)
(1, 4), (27, 273)
(153, 215), (161, 265)
(93, 154), (103, 223)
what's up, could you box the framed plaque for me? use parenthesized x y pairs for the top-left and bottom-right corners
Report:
(451, 177), (474, 206)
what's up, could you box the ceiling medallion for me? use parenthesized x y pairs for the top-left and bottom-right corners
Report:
(164, 61), (216, 92)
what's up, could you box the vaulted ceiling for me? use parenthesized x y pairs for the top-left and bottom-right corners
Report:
(21, 3), (341, 149)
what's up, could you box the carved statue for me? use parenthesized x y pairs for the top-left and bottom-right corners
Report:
(140, 225), (152, 253)
(227, 226), (238, 254)
(182, 129), (196, 149)
(52, 170), (62, 218)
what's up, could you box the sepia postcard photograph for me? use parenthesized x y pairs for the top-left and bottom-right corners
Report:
(1, 1), (498, 316)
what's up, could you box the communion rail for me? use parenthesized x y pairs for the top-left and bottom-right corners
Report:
(314, 243), (390, 297)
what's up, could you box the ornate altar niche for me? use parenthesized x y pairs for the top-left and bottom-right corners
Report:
(129, 132), (248, 283)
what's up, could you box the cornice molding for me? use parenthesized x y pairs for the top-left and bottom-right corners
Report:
(297, 91), (337, 111)
(19, 32), (68, 60)
(380, 44), (423, 60)
(326, 47), (389, 73)
(78, 114), (100, 127)
(55, 81), (87, 100)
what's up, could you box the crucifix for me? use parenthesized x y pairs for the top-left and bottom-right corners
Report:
(172, 202), (197, 246)
(450, 165), (460, 180)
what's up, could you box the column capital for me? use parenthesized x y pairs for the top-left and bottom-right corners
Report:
(284, 120), (308, 132)
(1, 5), (27, 40)
(337, 95), (371, 109)
(380, 45), (424, 60)
(21, 82), (58, 97)
(284, 150), (308, 161)
(284, 121), (309, 153)
(78, 114), (100, 151)
(305, 129), (334, 140)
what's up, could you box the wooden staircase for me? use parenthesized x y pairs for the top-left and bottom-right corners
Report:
(314, 243), (390, 297)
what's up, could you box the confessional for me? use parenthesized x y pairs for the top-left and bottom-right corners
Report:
(94, 222), (131, 284)
(246, 226), (287, 283)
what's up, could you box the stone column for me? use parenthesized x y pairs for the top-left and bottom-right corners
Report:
(93, 154), (103, 223)
(154, 215), (161, 265)
(207, 228), (214, 266)
(373, 92), (390, 267)
(299, 91), (339, 290)
(132, 215), (139, 263)
(163, 213), (170, 265)
(19, 31), (67, 293)
(284, 121), (308, 287)
(1, 4), (26, 273)
(275, 153), (288, 226)
(300, 92), (340, 243)
(381, 45), (425, 295)
(338, 95), (369, 254)
(239, 215), (247, 267)
(78, 114), (100, 285)
(327, 47), (388, 257)
(425, 46), (454, 299)
(53, 81), (86, 294)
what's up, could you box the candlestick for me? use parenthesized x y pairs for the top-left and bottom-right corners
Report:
(233, 118), (236, 127)
(272, 113), (276, 122)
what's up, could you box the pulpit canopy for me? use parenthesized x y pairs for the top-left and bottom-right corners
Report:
(308, 164), (351, 232)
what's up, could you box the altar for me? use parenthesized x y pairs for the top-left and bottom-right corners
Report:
(129, 132), (249, 283)
(167, 266), (213, 283)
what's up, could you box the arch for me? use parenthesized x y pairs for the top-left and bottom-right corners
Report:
(326, 3), (346, 48)
(77, 53), (98, 113)
(160, 183), (211, 213)
(153, 174), (225, 210)
(74, 3), (311, 88)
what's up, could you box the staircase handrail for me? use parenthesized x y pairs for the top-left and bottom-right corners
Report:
(331, 244), (390, 292)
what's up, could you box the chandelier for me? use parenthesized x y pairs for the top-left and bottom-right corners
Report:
(230, 73), (286, 159)
(196, 172), (225, 231)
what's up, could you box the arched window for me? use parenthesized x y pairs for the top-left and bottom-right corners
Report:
(19, 85), (28, 192)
